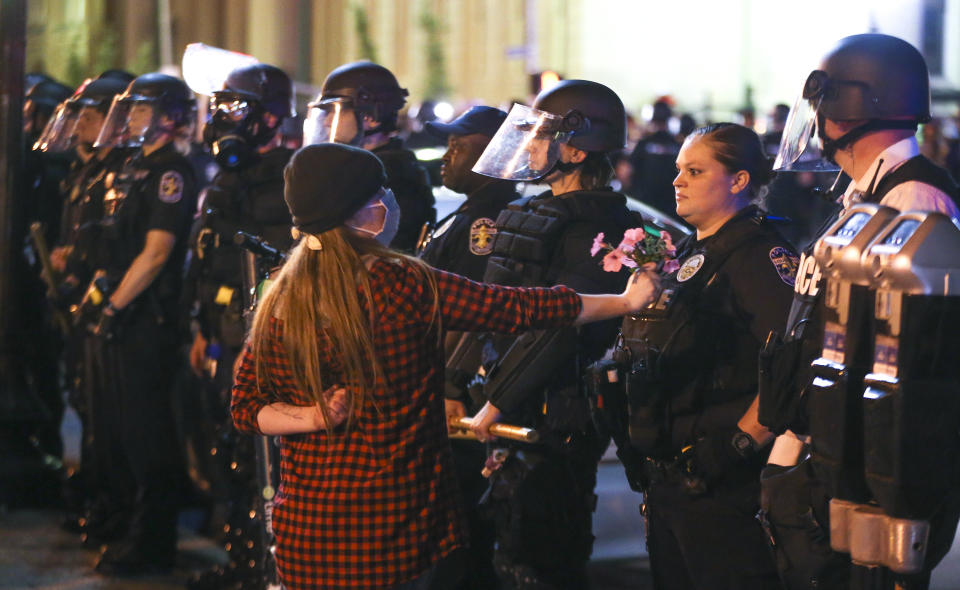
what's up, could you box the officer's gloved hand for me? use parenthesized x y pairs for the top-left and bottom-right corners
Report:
(692, 428), (758, 485)
(50, 276), (82, 311)
(90, 303), (122, 341)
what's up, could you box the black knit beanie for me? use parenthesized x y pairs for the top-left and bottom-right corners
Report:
(283, 143), (387, 234)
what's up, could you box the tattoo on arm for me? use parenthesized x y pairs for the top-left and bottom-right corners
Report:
(274, 404), (305, 420)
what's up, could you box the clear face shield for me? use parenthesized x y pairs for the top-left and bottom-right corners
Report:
(471, 103), (574, 181)
(33, 101), (81, 152)
(94, 96), (161, 149)
(773, 71), (841, 172)
(73, 104), (109, 149)
(302, 97), (361, 146)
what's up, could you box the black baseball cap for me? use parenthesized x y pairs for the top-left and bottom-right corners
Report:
(425, 106), (507, 139)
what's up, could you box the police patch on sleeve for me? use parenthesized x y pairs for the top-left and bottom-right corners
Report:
(158, 171), (184, 204)
(470, 218), (497, 255)
(769, 246), (800, 286)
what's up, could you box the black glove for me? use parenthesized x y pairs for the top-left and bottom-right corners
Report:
(691, 428), (758, 485)
(90, 304), (121, 340)
(51, 277), (82, 311)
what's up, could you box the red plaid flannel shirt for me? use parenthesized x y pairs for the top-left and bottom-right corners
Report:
(232, 259), (581, 589)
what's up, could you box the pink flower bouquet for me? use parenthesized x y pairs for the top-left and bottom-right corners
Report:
(591, 227), (680, 274)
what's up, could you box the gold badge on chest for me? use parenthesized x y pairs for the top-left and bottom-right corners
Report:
(676, 253), (705, 282)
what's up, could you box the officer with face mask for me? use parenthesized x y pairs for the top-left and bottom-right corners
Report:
(182, 61), (297, 590)
(81, 72), (198, 575)
(303, 61), (436, 252)
(467, 80), (638, 589)
(759, 34), (960, 590)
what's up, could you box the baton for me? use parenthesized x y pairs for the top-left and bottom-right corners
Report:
(28, 222), (70, 334)
(448, 416), (540, 443)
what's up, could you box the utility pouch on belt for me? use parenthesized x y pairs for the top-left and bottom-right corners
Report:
(444, 331), (485, 400)
(625, 343), (668, 456)
(759, 459), (849, 590)
(585, 360), (628, 445)
(584, 360), (647, 492)
(484, 328), (576, 414)
(758, 330), (810, 436)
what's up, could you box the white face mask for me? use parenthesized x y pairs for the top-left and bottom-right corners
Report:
(347, 188), (401, 246)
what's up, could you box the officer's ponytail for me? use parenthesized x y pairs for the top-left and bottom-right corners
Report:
(687, 122), (775, 199)
(579, 151), (615, 191)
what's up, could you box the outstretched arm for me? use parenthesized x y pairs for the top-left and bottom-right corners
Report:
(574, 269), (660, 325)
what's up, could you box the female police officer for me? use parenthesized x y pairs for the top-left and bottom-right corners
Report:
(86, 72), (198, 575)
(617, 123), (795, 589)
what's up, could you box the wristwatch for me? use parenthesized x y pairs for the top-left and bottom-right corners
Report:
(731, 430), (758, 458)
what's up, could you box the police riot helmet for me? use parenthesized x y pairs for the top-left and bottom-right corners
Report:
(95, 72), (197, 149)
(203, 63), (294, 169)
(774, 34), (929, 171)
(303, 61), (409, 146)
(24, 78), (73, 138)
(533, 80), (627, 152)
(221, 63), (295, 119)
(25, 72), (55, 94)
(97, 69), (137, 84)
(35, 76), (131, 152)
(472, 79), (626, 181)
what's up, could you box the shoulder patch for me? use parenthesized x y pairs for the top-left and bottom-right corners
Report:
(769, 246), (800, 286)
(158, 170), (184, 204)
(470, 217), (497, 255)
(676, 253), (705, 282)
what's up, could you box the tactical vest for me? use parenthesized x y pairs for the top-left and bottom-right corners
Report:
(195, 149), (293, 283)
(619, 208), (779, 457)
(481, 189), (636, 432)
(763, 155), (960, 434)
(190, 149), (293, 346)
(484, 189), (637, 287)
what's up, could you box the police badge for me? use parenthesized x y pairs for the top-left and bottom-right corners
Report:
(158, 171), (184, 204)
(676, 253), (705, 282)
(470, 217), (497, 255)
(768, 246), (800, 286)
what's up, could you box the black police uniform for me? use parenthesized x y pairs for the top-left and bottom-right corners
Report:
(57, 149), (130, 521)
(619, 205), (794, 590)
(418, 177), (516, 590)
(420, 179), (517, 280)
(182, 147), (294, 586)
(757, 157), (960, 590)
(18, 144), (75, 471)
(187, 147), (294, 359)
(89, 142), (196, 569)
(479, 187), (635, 589)
(372, 137), (436, 252)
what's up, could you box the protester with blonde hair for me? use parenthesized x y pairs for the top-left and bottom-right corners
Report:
(230, 143), (660, 590)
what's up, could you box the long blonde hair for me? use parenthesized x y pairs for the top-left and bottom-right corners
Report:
(248, 227), (439, 429)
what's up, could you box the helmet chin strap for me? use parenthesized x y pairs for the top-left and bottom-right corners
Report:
(820, 115), (918, 163)
(534, 157), (584, 182)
